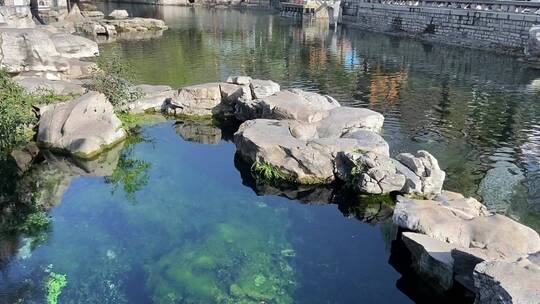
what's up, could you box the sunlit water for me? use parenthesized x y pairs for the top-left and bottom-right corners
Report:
(96, 3), (540, 230)
(1, 3), (540, 304)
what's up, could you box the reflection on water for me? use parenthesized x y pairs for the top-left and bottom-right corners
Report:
(1, 122), (464, 303)
(96, 4), (540, 229)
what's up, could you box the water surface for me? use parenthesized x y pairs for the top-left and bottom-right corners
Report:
(97, 4), (540, 229)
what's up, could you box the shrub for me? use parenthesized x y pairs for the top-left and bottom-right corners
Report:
(0, 70), (71, 157)
(86, 56), (143, 110)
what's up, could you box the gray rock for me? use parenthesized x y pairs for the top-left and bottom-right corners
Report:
(123, 84), (176, 114)
(393, 196), (540, 261)
(219, 83), (252, 116)
(109, 10), (129, 20)
(259, 90), (337, 123)
(402, 232), (455, 290)
(336, 151), (407, 195)
(170, 83), (222, 116)
(477, 162), (524, 213)
(250, 79), (280, 99)
(49, 33), (100, 59)
(226, 75), (252, 85)
(0, 28), (98, 76)
(525, 25), (540, 58)
(37, 92), (126, 158)
(234, 119), (390, 184)
(0, 7), (35, 29)
(0, 29), (68, 73)
(12, 76), (86, 96)
(473, 253), (540, 304)
(396, 150), (446, 195)
(10, 142), (40, 173)
(315, 106), (385, 136)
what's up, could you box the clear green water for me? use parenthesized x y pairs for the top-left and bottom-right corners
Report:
(0, 122), (440, 303)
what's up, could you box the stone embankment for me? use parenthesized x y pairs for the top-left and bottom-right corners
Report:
(341, 0), (540, 64)
(1, 7), (539, 303)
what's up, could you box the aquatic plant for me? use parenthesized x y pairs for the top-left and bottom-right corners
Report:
(45, 272), (67, 304)
(146, 221), (296, 304)
(251, 161), (291, 183)
(85, 56), (143, 110)
(21, 212), (51, 235)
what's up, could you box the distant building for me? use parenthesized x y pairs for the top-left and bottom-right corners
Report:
(2, 0), (67, 8)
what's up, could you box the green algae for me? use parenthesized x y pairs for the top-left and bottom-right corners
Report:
(45, 272), (67, 304)
(146, 220), (295, 304)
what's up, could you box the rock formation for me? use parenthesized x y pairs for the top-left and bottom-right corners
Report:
(37, 92), (127, 158)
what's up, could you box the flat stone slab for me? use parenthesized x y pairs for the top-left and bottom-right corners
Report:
(393, 196), (540, 261)
(474, 253), (540, 304)
(123, 84), (176, 114)
(13, 76), (86, 96)
(402, 232), (455, 290)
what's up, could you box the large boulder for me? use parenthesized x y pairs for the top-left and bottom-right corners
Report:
(336, 151), (406, 194)
(37, 92), (127, 158)
(393, 196), (540, 261)
(0, 29), (68, 73)
(104, 18), (168, 33)
(473, 253), (540, 304)
(123, 84), (176, 114)
(49, 33), (99, 59)
(0, 28), (98, 76)
(315, 106), (384, 135)
(12, 76), (86, 96)
(169, 83), (223, 116)
(234, 118), (389, 184)
(0, 7), (35, 29)
(258, 90), (340, 123)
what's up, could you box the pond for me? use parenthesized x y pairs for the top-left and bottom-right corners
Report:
(95, 4), (540, 231)
(0, 3), (539, 304)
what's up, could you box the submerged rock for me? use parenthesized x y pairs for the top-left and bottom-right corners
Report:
(477, 162), (524, 213)
(37, 92), (126, 158)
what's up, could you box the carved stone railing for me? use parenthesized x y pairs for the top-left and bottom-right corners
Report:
(344, 0), (540, 15)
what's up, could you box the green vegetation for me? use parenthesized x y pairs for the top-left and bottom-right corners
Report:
(251, 161), (290, 183)
(147, 222), (295, 304)
(45, 272), (68, 304)
(0, 69), (70, 158)
(86, 56), (143, 110)
(117, 112), (166, 129)
(105, 135), (152, 202)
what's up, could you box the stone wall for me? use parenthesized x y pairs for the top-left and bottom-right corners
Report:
(341, 0), (540, 55)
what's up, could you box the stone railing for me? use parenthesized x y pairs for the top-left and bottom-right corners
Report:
(344, 0), (540, 14)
